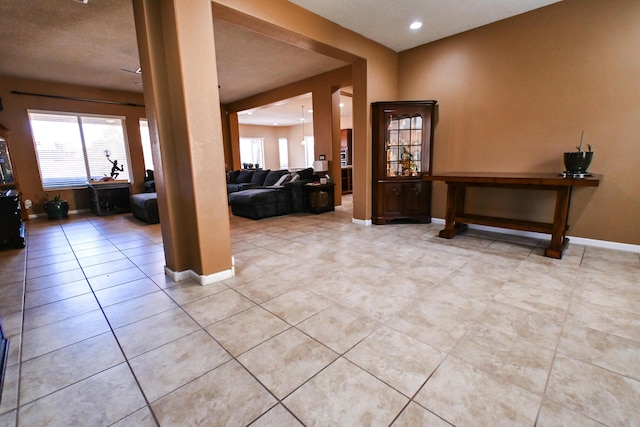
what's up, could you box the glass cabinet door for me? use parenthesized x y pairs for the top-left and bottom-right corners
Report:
(385, 113), (423, 177)
(0, 136), (15, 185)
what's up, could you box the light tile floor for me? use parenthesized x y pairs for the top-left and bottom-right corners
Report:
(1, 196), (639, 426)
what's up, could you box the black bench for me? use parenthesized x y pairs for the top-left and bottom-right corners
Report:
(130, 193), (159, 224)
(228, 188), (289, 220)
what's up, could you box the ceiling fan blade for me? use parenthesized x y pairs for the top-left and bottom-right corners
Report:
(120, 67), (142, 75)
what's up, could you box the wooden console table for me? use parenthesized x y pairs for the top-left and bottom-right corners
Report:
(430, 173), (601, 259)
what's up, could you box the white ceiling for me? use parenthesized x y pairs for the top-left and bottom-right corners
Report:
(288, 0), (561, 52)
(0, 0), (560, 127)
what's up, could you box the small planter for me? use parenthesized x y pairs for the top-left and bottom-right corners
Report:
(564, 151), (593, 173)
(44, 200), (69, 220)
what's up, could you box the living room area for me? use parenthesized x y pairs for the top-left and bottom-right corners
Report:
(1, 0), (640, 425)
(2, 193), (639, 425)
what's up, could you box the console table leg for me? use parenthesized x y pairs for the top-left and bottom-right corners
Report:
(439, 183), (466, 238)
(545, 187), (571, 259)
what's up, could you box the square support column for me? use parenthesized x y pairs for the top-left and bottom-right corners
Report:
(133, 0), (233, 284)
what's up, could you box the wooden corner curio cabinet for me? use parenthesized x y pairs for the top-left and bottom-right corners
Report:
(371, 100), (437, 224)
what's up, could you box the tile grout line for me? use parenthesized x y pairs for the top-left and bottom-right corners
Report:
(64, 221), (162, 427)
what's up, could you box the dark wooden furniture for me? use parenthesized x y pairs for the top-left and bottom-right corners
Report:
(0, 189), (25, 249)
(88, 181), (131, 216)
(0, 322), (8, 405)
(372, 101), (437, 224)
(341, 129), (352, 166)
(341, 167), (353, 194)
(304, 182), (335, 214)
(430, 172), (601, 259)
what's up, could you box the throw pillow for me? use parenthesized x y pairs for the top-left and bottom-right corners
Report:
(273, 173), (291, 186)
(227, 170), (240, 184)
(250, 169), (270, 185)
(264, 170), (285, 186)
(236, 169), (254, 183)
(298, 167), (314, 180)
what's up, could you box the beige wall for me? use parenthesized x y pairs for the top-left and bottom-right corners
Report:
(0, 76), (147, 215)
(237, 123), (315, 171)
(214, 0), (398, 220)
(399, 0), (640, 245)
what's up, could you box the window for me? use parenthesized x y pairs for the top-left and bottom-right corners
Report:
(278, 138), (288, 170)
(139, 119), (154, 171)
(303, 136), (315, 168)
(28, 111), (131, 190)
(239, 138), (264, 168)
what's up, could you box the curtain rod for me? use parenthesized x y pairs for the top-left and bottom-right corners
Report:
(10, 90), (145, 108)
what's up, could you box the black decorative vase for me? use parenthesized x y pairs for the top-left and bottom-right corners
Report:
(44, 201), (69, 220)
(564, 151), (593, 173)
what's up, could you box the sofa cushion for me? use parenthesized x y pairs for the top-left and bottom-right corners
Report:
(227, 170), (241, 183)
(130, 193), (159, 224)
(236, 169), (254, 183)
(263, 170), (285, 186)
(229, 188), (289, 220)
(273, 173), (291, 186)
(251, 169), (270, 185)
(298, 167), (314, 180)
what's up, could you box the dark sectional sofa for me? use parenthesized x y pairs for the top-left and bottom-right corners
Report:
(227, 167), (319, 220)
(130, 167), (320, 224)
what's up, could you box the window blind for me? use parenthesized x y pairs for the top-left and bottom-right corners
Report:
(28, 111), (131, 190)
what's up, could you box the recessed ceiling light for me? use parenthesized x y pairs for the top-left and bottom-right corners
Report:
(409, 21), (422, 30)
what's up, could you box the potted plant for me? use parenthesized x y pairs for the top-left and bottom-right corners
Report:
(43, 193), (69, 220)
(564, 131), (593, 174)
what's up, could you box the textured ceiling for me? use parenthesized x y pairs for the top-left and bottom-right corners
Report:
(0, 0), (560, 126)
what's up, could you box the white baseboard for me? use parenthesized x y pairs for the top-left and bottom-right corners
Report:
(165, 261), (235, 286)
(352, 217), (372, 226)
(431, 217), (640, 254)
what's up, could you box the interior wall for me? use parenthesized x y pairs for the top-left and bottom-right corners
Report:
(238, 124), (281, 170)
(214, 0), (398, 221)
(399, 0), (640, 245)
(0, 76), (147, 215)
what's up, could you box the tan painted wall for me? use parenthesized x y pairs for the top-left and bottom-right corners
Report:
(399, 0), (640, 244)
(0, 76), (147, 215)
(238, 123), (309, 170)
(214, 0), (398, 220)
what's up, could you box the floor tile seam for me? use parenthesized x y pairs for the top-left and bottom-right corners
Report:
(535, 278), (582, 426)
(78, 288), (161, 426)
(17, 352), (127, 408)
(23, 287), (95, 311)
(24, 264), (84, 281)
(537, 397), (613, 426)
(562, 316), (640, 347)
(212, 313), (348, 405)
(391, 354), (458, 426)
(446, 332), (553, 396)
(92, 286), (165, 311)
(248, 402), (305, 427)
(18, 362), (155, 427)
(55, 225), (163, 426)
(277, 355), (409, 424)
(294, 315), (383, 359)
(553, 346), (640, 385)
(122, 327), (215, 363)
(22, 308), (107, 342)
(8, 237), (28, 427)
